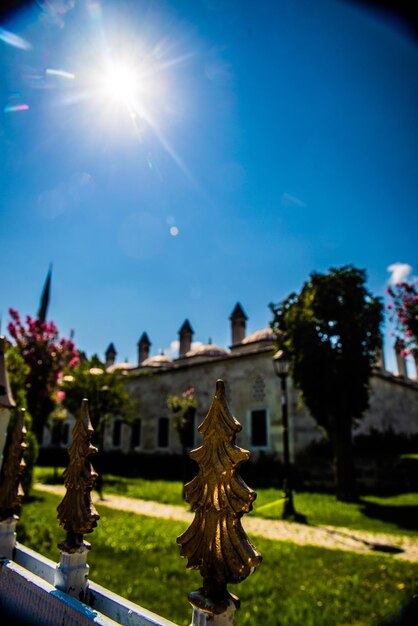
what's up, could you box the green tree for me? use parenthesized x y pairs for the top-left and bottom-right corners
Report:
(270, 266), (383, 502)
(167, 387), (197, 494)
(59, 355), (138, 447)
(5, 345), (38, 496)
(167, 387), (197, 450)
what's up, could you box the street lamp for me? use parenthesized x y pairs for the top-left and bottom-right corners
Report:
(272, 350), (296, 519)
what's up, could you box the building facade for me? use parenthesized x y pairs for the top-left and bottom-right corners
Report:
(41, 303), (418, 461)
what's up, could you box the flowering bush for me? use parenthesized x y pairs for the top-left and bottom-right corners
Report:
(386, 282), (418, 356)
(167, 387), (196, 448)
(7, 308), (79, 442)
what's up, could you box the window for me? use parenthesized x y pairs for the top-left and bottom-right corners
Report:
(182, 413), (195, 449)
(250, 409), (268, 448)
(61, 423), (70, 446)
(253, 376), (265, 402)
(157, 417), (169, 448)
(51, 422), (61, 446)
(131, 419), (141, 449)
(112, 420), (122, 447)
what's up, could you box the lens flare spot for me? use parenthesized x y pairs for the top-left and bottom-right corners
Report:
(170, 226), (179, 236)
(4, 104), (29, 113)
(46, 68), (75, 80)
(0, 27), (31, 50)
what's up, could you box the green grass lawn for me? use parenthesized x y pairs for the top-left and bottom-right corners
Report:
(34, 466), (418, 537)
(253, 490), (418, 537)
(18, 490), (418, 626)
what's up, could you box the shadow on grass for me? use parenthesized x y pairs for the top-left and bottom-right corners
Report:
(23, 494), (46, 504)
(317, 525), (405, 556)
(379, 595), (418, 625)
(359, 500), (418, 533)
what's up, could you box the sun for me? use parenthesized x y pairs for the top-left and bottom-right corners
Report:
(99, 61), (139, 107)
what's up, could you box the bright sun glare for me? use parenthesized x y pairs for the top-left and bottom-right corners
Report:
(100, 61), (138, 106)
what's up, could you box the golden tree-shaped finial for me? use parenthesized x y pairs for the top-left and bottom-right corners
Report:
(0, 409), (27, 521)
(177, 379), (262, 614)
(57, 399), (100, 552)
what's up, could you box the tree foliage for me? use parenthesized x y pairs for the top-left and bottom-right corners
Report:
(7, 308), (78, 442)
(270, 266), (383, 501)
(59, 356), (138, 440)
(167, 387), (197, 449)
(5, 345), (38, 496)
(386, 280), (418, 356)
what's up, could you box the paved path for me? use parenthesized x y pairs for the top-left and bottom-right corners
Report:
(35, 484), (418, 562)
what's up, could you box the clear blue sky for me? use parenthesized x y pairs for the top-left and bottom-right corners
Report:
(1, 0), (417, 372)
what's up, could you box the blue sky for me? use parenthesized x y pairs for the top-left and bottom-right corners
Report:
(0, 0), (417, 373)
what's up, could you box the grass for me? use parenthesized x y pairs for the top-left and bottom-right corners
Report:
(252, 490), (418, 537)
(34, 466), (418, 537)
(18, 490), (418, 626)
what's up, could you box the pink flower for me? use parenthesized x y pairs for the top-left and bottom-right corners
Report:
(56, 390), (65, 403)
(69, 356), (79, 368)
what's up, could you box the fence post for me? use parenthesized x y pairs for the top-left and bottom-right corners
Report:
(0, 336), (16, 473)
(0, 408), (27, 559)
(55, 398), (100, 602)
(178, 379), (262, 626)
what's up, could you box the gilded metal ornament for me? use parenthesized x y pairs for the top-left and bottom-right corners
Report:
(57, 399), (100, 553)
(177, 379), (262, 614)
(0, 409), (27, 521)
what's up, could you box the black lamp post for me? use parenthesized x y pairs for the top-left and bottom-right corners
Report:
(273, 350), (296, 519)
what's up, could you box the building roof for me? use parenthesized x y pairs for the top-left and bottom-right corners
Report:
(141, 354), (174, 367)
(106, 362), (136, 373)
(241, 328), (275, 344)
(185, 344), (230, 358)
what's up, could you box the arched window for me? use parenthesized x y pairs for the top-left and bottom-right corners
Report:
(131, 419), (141, 449)
(253, 376), (265, 402)
(250, 409), (269, 448)
(112, 420), (122, 447)
(157, 417), (169, 448)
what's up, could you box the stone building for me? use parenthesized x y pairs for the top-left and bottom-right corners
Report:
(41, 303), (418, 461)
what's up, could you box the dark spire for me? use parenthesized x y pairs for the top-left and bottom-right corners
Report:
(138, 332), (151, 347)
(179, 320), (194, 357)
(179, 319), (194, 334)
(138, 332), (151, 365)
(230, 303), (247, 346)
(229, 302), (248, 321)
(38, 264), (52, 323)
(105, 343), (117, 368)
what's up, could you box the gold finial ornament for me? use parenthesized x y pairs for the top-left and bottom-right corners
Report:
(0, 409), (27, 521)
(177, 379), (262, 615)
(57, 399), (100, 553)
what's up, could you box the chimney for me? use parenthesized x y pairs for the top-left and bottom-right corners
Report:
(394, 339), (407, 377)
(230, 303), (248, 346)
(138, 332), (151, 365)
(105, 343), (117, 369)
(179, 320), (194, 357)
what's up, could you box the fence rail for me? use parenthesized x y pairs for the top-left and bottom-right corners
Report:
(0, 339), (260, 626)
